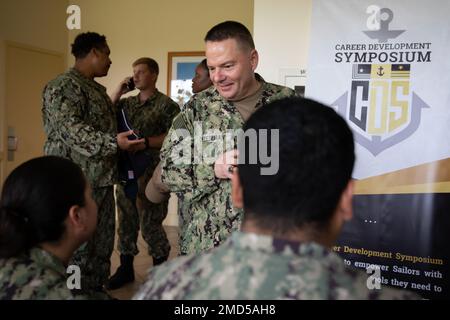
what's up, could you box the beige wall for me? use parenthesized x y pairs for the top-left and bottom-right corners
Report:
(68, 0), (254, 96)
(0, 0), (69, 183)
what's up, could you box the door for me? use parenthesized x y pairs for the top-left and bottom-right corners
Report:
(3, 42), (64, 181)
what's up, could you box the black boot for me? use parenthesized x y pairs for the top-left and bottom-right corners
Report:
(152, 254), (169, 266)
(105, 254), (135, 290)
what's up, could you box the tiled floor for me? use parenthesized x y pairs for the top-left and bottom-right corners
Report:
(107, 226), (179, 300)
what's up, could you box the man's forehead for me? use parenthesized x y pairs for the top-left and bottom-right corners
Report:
(206, 38), (238, 50)
(133, 63), (148, 70)
(205, 38), (250, 58)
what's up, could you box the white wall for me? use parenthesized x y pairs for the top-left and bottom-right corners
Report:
(254, 0), (312, 85)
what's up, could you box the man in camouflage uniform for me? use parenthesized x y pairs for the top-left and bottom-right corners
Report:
(135, 97), (422, 300)
(42, 32), (145, 295)
(106, 58), (179, 290)
(160, 21), (297, 255)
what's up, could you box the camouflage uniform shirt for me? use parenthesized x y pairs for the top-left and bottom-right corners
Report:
(160, 77), (296, 254)
(117, 89), (179, 169)
(0, 247), (82, 300)
(134, 232), (421, 300)
(42, 68), (118, 188)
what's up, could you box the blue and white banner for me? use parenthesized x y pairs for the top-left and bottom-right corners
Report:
(307, 0), (450, 299)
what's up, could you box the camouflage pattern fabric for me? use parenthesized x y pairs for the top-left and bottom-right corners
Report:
(160, 77), (297, 254)
(42, 68), (118, 293)
(70, 187), (115, 294)
(177, 197), (189, 255)
(42, 68), (118, 188)
(116, 170), (170, 259)
(0, 247), (86, 300)
(115, 91), (179, 259)
(116, 90), (179, 140)
(134, 232), (422, 300)
(115, 184), (140, 256)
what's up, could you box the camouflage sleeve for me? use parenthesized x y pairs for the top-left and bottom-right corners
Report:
(44, 283), (88, 300)
(133, 256), (195, 300)
(160, 99), (180, 133)
(43, 84), (117, 158)
(160, 107), (194, 196)
(38, 282), (111, 300)
(133, 268), (161, 299)
(160, 98), (224, 204)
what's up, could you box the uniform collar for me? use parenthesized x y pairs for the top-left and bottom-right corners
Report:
(230, 231), (334, 259)
(29, 247), (67, 277)
(133, 89), (160, 107)
(69, 68), (107, 92)
(205, 73), (277, 117)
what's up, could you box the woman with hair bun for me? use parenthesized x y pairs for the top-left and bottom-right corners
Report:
(0, 156), (98, 299)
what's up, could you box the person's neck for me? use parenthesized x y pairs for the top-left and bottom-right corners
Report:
(139, 86), (156, 102)
(248, 77), (262, 96)
(241, 219), (335, 249)
(39, 240), (76, 266)
(74, 61), (95, 80)
(231, 77), (261, 102)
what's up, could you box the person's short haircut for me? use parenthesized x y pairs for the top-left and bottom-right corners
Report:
(204, 21), (255, 51)
(199, 59), (209, 76)
(200, 59), (208, 71)
(238, 97), (355, 233)
(71, 32), (107, 59)
(132, 57), (159, 75)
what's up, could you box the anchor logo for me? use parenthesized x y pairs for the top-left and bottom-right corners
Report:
(363, 7), (405, 43)
(377, 66), (384, 77)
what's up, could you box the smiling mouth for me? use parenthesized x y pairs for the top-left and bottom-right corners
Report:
(219, 83), (233, 90)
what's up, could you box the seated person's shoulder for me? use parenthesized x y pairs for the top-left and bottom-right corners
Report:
(373, 285), (422, 300)
(152, 254), (197, 277)
(335, 265), (422, 300)
(136, 254), (204, 299)
(0, 255), (76, 299)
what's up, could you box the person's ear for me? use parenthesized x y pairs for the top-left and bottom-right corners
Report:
(151, 72), (158, 83)
(90, 47), (101, 59)
(250, 49), (259, 71)
(67, 205), (84, 234)
(231, 169), (244, 209)
(338, 180), (354, 222)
